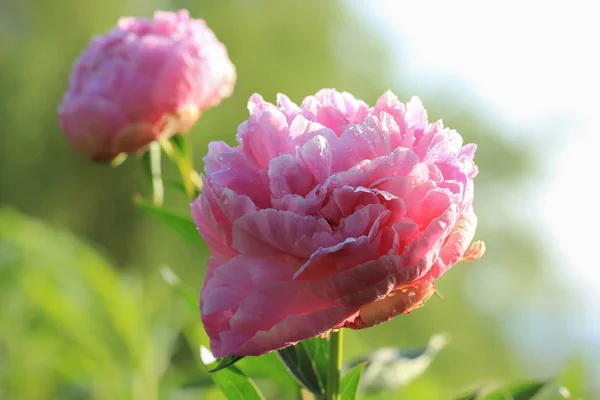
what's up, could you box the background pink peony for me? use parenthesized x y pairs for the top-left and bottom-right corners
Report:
(58, 10), (236, 161)
(193, 89), (483, 358)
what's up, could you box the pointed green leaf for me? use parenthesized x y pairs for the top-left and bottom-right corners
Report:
(134, 196), (201, 244)
(340, 362), (367, 400)
(210, 356), (246, 373)
(237, 353), (303, 399)
(277, 336), (330, 397)
(210, 365), (265, 400)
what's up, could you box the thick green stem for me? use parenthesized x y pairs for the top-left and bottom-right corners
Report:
(325, 330), (343, 400)
(149, 141), (164, 206)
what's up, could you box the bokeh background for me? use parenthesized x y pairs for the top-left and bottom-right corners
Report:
(1, 0), (597, 399)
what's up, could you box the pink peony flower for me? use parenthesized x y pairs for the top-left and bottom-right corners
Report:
(192, 89), (484, 357)
(59, 10), (236, 161)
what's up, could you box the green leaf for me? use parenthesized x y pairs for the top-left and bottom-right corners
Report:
(165, 135), (200, 199)
(210, 365), (265, 400)
(140, 151), (152, 180)
(454, 391), (480, 400)
(109, 153), (127, 167)
(169, 134), (190, 161)
(351, 333), (449, 393)
(159, 266), (198, 312)
(484, 381), (550, 400)
(237, 353), (303, 399)
(340, 362), (367, 400)
(210, 356), (246, 373)
(455, 380), (568, 400)
(163, 179), (188, 196)
(134, 196), (201, 244)
(277, 336), (330, 398)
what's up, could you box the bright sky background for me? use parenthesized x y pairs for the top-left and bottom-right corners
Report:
(352, 0), (600, 379)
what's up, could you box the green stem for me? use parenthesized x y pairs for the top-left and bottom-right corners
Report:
(325, 330), (343, 400)
(149, 141), (164, 206)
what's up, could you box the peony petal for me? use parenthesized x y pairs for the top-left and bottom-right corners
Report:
(231, 209), (339, 258)
(429, 210), (478, 279)
(343, 281), (436, 329)
(276, 93), (301, 124)
(326, 148), (420, 193)
(300, 89), (369, 135)
(238, 107), (293, 169)
(298, 135), (333, 184)
(202, 254), (403, 357)
(268, 154), (314, 198)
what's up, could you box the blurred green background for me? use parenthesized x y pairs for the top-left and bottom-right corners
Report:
(0, 0), (593, 399)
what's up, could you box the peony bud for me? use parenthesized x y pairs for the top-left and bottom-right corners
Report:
(58, 10), (236, 161)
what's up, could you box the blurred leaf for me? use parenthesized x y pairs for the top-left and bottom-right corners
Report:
(455, 380), (568, 400)
(277, 336), (330, 398)
(0, 208), (183, 399)
(109, 153), (127, 168)
(160, 265), (198, 312)
(484, 381), (549, 400)
(169, 134), (190, 162)
(164, 135), (200, 199)
(455, 393), (478, 400)
(340, 362), (367, 400)
(140, 151), (152, 180)
(164, 179), (188, 196)
(238, 353), (303, 399)
(350, 333), (449, 393)
(210, 356), (246, 373)
(454, 390), (482, 400)
(210, 365), (265, 400)
(134, 196), (201, 244)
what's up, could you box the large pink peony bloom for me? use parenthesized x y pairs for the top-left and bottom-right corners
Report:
(193, 89), (484, 357)
(59, 10), (236, 161)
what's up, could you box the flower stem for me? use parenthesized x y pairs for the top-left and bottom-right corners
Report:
(326, 330), (343, 400)
(149, 141), (164, 206)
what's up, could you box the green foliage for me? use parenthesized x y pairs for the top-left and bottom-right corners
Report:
(210, 357), (247, 373)
(354, 333), (449, 394)
(134, 196), (202, 245)
(455, 380), (571, 400)
(340, 363), (367, 400)
(0, 208), (188, 399)
(160, 265), (199, 312)
(237, 354), (303, 399)
(209, 366), (265, 400)
(278, 336), (331, 398)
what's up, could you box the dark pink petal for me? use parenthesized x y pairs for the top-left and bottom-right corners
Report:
(202, 254), (403, 357)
